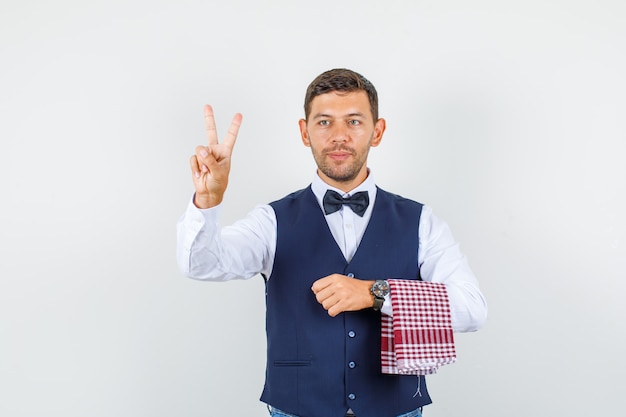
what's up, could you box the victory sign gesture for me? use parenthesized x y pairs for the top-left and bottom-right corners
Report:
(190, 105), (243, 209)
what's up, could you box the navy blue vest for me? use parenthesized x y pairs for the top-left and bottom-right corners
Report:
(261, 186), (431, 417)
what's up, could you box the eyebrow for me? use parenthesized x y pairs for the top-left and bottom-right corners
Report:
(312, 112), (367, 119)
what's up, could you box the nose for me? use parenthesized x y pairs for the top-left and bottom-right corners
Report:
(331, 123), (348, 143)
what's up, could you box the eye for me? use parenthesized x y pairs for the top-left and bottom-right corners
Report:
(319, 120), (330, 126)
(348, 119), (361, 126)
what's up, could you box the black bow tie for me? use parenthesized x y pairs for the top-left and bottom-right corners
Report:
(322, 190), (369, 217)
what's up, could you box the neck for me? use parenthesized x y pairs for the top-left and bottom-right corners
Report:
(318, 168), (369, 193)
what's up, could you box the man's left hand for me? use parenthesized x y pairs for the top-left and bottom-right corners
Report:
(311, 274), (375, 317)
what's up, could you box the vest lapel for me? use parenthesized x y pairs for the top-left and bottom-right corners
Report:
(349, 187), (388, 266)
(304, 186), (349, 265)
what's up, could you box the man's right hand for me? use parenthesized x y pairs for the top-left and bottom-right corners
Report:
(189, 105), (243, 209)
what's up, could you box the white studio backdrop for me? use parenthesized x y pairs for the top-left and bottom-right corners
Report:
(1, 1), (625, 416)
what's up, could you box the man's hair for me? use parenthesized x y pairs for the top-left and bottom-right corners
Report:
(304, 68), (379, 121)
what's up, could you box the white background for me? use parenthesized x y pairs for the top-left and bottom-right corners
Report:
(1, 0), (625, 416)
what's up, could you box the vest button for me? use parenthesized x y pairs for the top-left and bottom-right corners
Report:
(348, 361), (356, 369)
(348, 330), (356, 338)
(348, 393), (356, 400)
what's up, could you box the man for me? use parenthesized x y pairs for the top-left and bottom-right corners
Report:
(177, 68), (487, 417)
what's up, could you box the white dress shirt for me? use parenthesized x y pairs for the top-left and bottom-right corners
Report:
(177, 171), (487, 332)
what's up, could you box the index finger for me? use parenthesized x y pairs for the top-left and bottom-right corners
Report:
(311, 275), (334, 294)
(223, 112), (243, 150)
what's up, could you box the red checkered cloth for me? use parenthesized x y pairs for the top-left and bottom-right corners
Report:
(381, 279), (456, 375)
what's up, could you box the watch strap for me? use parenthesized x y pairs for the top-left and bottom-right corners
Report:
(372, 295), (385, 311)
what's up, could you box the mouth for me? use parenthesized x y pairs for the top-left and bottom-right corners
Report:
(325, 148), (354, 161)
(327, 152), (351, 161)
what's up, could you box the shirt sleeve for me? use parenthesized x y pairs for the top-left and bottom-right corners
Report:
(417, 205), (488, 333)
(176, 195), (277, 281)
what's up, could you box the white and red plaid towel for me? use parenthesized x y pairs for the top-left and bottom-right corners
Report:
(381, 279), (456, 375)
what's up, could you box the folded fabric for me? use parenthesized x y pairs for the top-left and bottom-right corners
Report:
(381, 279), (456, 375)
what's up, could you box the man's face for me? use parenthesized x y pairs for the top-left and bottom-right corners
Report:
(299, 91), (386, 191)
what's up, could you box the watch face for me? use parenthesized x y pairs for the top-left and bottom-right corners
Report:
(372, 280), (390, 298)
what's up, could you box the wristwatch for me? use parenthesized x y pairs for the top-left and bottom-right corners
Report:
(370, 280), (390, 311)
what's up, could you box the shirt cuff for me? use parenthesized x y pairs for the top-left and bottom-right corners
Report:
(380, 293), (392, 316)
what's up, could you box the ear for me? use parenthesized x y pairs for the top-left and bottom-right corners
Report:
(299, 119), (311, 147)
(370, 118), (386, 147)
